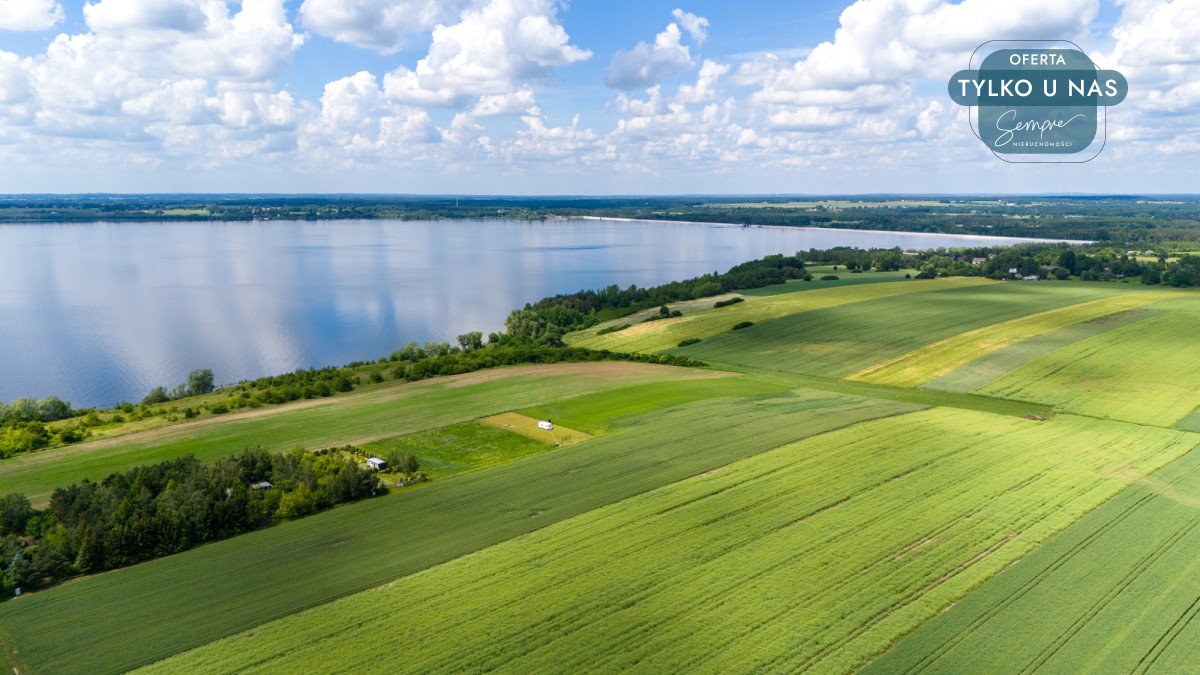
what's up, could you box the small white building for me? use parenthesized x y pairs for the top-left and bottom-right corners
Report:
(1022, 275), (1040, 281)
(366, 457), (387, 471)
(251, 481), (273, 490)
(971, 257), (987, 266)
(538, 420), (554, 431)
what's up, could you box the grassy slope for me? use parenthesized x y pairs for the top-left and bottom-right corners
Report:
(0, 388), (907, 674)
(738, 269), (914, 296)
(142, 410), (1200, 675)
(868, 444), (1200, 674)
(519, 377), (778, 433)
(566, 277), (993, 353)
(979, 296), (1200, 427)
(922, 308), (1159, 394)
(0, 364), (718, 504)
(359, 422), (552, 480)
(849, 290), (1177, 388)
(674, 282), (1127, 378)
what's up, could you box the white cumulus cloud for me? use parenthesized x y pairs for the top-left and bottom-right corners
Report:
(298, 0), (480, 54)
(383, 0), (590, 106)
(0, 0), (63, 31)
(606, 18), (699, 90)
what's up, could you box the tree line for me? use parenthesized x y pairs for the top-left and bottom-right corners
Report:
(1, 447), (383, 595)
(499, 253), (807, 345)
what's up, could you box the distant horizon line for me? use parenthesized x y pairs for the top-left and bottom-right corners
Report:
(1, 193), (1198, 199)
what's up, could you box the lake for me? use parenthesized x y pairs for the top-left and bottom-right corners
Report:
(0, 219), (1059, 407)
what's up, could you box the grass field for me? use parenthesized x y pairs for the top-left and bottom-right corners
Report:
(566, 277), (992, 353)
(739, 270), (915, 296)
(519, 377), (783, 433)
(0, 388), (913, 674)
(479, 412), (590, 445)
(675, 282), (1128, 378)
(0, 363), (723, 504)
(142, 409), (1199, 674)
(869, 444), (1200, 674)
(978, 297), (1200, 427)
(922, 308), (1158, 394)
(359, 422), (553, 480)
(850, 291), (1175, 388)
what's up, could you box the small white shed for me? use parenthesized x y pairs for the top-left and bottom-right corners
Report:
(538, 420), (554, 431)
(367, 457), (387, 471)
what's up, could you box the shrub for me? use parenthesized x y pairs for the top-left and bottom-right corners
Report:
(596, 323), (631, 335)
(713, 297), (745, 308)
(677, 338), (701, 347)
(732, 321), (754, 330)
(820, 275), (839, 281)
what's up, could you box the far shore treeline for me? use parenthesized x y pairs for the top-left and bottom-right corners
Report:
(6, 194), (1200, 243)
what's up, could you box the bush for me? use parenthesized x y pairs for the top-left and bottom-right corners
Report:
(820, 275), (839, 281)
(595, 323), (631, 335)
(713, 297), (745, 308)
(732, 321), (754, 330)
(677, 338), (702, 347)
(209, 403), (229, 415)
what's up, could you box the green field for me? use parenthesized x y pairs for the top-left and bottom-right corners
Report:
(0, 363), (721, 504)
(870, 444), (1200, 673)
(566, 276), (991, 353)
(9, 270), (1200, 674)
(143, 410), (1198, 674)
(739, 269), (915, 296)
(978, 297), (1200, 427)
(0, 387), (908, 673)
(359, 422), (552, 480)
(674, 282), (1130, 377)
(850, 291), (1173, 387)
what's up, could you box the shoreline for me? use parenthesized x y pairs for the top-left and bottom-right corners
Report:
(569, 215), (1092, 245)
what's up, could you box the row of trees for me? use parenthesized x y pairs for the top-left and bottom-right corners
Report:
(1, 447), (383, 595)
(499, 253), (808, 345)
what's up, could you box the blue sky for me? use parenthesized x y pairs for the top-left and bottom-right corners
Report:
(0, 0), (1196, 194)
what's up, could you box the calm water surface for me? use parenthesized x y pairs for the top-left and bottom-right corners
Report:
(0, 219), (1055, 406)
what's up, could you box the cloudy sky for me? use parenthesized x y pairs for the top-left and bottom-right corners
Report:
(0, 0), (1195, 194)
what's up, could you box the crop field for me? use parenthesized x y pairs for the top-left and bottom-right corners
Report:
(565, 276), (992, 353)
(675, 282), (1128, 378)
(0, 388), (913, 674)
(739, 270), (914, 296)
(922, 308), (1158, 394)
(0, 363), (722, 504)
(870, 444), (1200, 674)
(978, 297), (1200, 427)
(519, 377), (783, 433)
(141, 409), (1199, 674)
(359, 421), (553, 480)
(850, 291), (1175, 388)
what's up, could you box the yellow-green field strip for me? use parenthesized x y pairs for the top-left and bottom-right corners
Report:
(567, 277), (993, 353)
(849, 291), (1177, 388)
(142, 409), (1200, 674)
(978, 296), (1200, 428)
